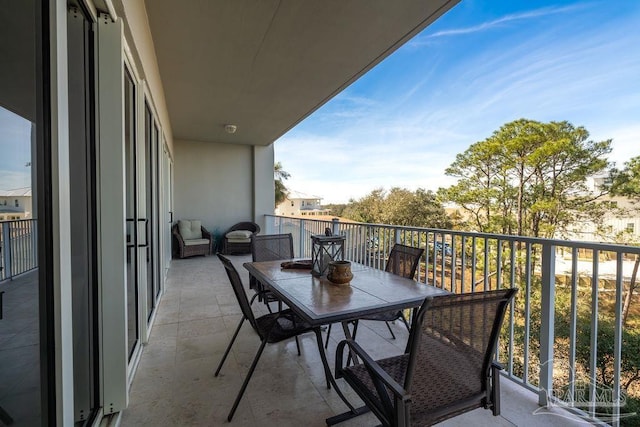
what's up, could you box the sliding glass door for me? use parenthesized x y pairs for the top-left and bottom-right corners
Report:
(67, 1), (100, 423)
(143, 103), (163, 323)
(124, 67), (140, 361)
(0, 0), (53, 424)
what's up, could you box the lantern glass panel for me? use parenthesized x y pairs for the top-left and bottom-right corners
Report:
(310, 235), (345, 276)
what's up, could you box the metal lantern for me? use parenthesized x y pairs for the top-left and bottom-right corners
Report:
(310, 234), (346, 276)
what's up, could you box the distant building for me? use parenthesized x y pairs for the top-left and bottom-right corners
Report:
(275, 190), (331, 217)
(0, 187), (32, 220)
(567, 195), (640, 242)
(570, 175), (640, 242)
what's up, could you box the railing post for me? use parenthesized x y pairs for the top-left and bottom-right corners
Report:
(1, 222), (11, 280)
(332, 217), (340, 235)
(538, 242), (556, 406)
(394, 228), (401, 244)
(298, 218), (305, 257)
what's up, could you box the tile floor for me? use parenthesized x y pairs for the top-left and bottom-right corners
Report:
(119, 255), (591, 426)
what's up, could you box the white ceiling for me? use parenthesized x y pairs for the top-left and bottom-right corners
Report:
(144, 0), (459, 146)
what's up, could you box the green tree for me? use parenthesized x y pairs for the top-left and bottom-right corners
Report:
(608, 155), (640, 325)
(341, 188), (385, 223)
(341, 187), (451, 228)
(382, 188), (451, 228)
(325, 203), (348, 217)
(610, 156), (640, 197)
(274, 162), (290, 205)
(440, 119), (612, 238)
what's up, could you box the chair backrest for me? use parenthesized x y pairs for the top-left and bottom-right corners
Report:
(404, 288), (517, 424)
(217, 254), (259, 333)
(385, 243), (424, 280)
(251, 233), (294, 262)
(228, 221), (261, 234)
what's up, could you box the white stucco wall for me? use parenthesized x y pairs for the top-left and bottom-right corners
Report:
(174, 139), (274, 238)
(253, 145), (275, 229)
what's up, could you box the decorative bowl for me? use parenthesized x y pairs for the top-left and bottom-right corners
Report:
(327, 260), (353, 284)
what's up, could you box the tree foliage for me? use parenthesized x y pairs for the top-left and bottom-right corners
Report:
(274, 162), (290, 205)
(439, 119), (612, 238)
(325, 203), (348, 217)
(608, 155), (640, 326)
(610, 156), (640, 199)
(341, 187), (451, 228)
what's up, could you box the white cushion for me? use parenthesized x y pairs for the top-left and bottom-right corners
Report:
(226, 230), (252, 239)
(178, 219), (203, 240)
(226, 237), (251, 243)
(184, 238), (210, 246)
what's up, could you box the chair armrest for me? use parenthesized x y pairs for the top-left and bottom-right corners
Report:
(335, 339), (408, 401)
(201, 226), (212, 240)
(173, 228), (185, 246)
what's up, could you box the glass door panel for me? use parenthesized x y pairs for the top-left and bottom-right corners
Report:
(144, 104), (156, 322)
(124, 68), (139, 360)
(0, 0), (50, 424)
(67, 1), (99, 423)
(153, 126), (161, 300)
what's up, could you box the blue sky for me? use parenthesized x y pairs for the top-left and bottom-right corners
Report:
(0, 107), (32, 190)
(275, 0), (640, 204)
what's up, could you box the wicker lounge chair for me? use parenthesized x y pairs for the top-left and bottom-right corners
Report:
(215, 254), (336, 422)
(172, 221), (212, 258)
(325, 243), (424, 347)
(333, 288), (517, 427)
(221, 221), (260, 254)
(250, 233), (294, 312)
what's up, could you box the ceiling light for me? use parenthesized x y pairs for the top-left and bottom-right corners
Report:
(224, 124), (237, 134)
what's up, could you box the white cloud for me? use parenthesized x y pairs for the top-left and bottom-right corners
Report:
(412, 4), (584, 43)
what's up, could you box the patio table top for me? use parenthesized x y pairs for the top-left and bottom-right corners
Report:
(243, 259), (448, 325)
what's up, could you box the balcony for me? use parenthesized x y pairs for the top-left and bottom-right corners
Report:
(0, 220), (37, 282)
(120, 254), (584, 426)
(118, 215), (639, 426)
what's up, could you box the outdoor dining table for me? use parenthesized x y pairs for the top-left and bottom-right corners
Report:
(243, 259), (448, 425)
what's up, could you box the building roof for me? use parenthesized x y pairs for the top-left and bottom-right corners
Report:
(286, 190), (323, 200)
(0, 187), (31, 197)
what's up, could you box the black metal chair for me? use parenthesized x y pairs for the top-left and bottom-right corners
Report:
(325, 244), (424, 348)
(250, 233), (294, 313)
(214, 254), (339, 422)
(333, 288), (517, 427)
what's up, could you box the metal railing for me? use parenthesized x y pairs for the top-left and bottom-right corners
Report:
(0, 219), (38, 281)
(265, 214), (640, 426)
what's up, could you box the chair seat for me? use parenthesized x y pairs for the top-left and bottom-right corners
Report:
(183, 238), (211, 246)
(227, 237), (251, 243)
(343, 354), (409, 410)
(256, 309), (313, 343)
(360, 309), (403, 322)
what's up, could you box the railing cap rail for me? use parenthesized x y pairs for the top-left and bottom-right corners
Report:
(266, 214), (640, 254)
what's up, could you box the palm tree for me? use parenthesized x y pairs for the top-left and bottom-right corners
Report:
(275, 162), (290, 205)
